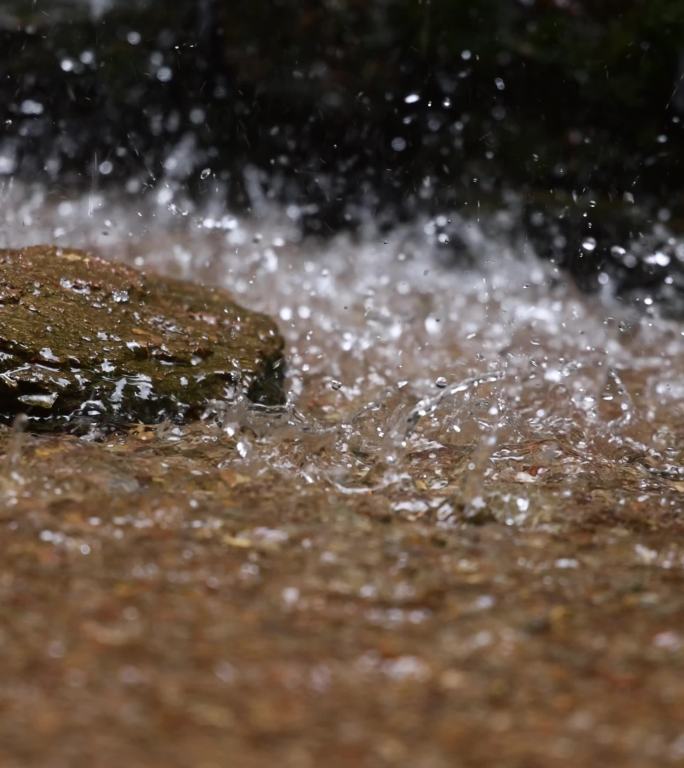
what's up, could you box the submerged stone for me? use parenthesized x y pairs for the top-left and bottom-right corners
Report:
(0, 246), (285, 430)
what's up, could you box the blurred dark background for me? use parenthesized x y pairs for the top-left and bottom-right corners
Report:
(2, 0), (684, 308)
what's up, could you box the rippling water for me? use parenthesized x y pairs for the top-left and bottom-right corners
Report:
(3, 182), (683, 528)
(0, 183), (684, 524)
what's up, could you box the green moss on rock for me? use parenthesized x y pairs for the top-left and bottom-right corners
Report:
(0, 246), (285, 430)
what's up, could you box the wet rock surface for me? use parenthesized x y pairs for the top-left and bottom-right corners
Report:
(0, 246), (284, 429)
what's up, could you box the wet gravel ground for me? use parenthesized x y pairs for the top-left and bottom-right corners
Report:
(1, 423), (684, 768)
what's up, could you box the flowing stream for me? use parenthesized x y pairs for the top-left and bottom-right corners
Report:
(1, 181), (684, 767)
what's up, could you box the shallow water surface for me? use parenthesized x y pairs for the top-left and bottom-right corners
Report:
(1, 186), (683, 767)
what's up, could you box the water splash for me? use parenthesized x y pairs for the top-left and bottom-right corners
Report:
(1, 180), (683, 527)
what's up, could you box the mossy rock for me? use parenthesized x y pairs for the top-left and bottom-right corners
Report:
(0, 246), (285, 430)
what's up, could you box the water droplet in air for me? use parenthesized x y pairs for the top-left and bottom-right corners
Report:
(20, 100), (44, 116)
(645, 251), (670, 267)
